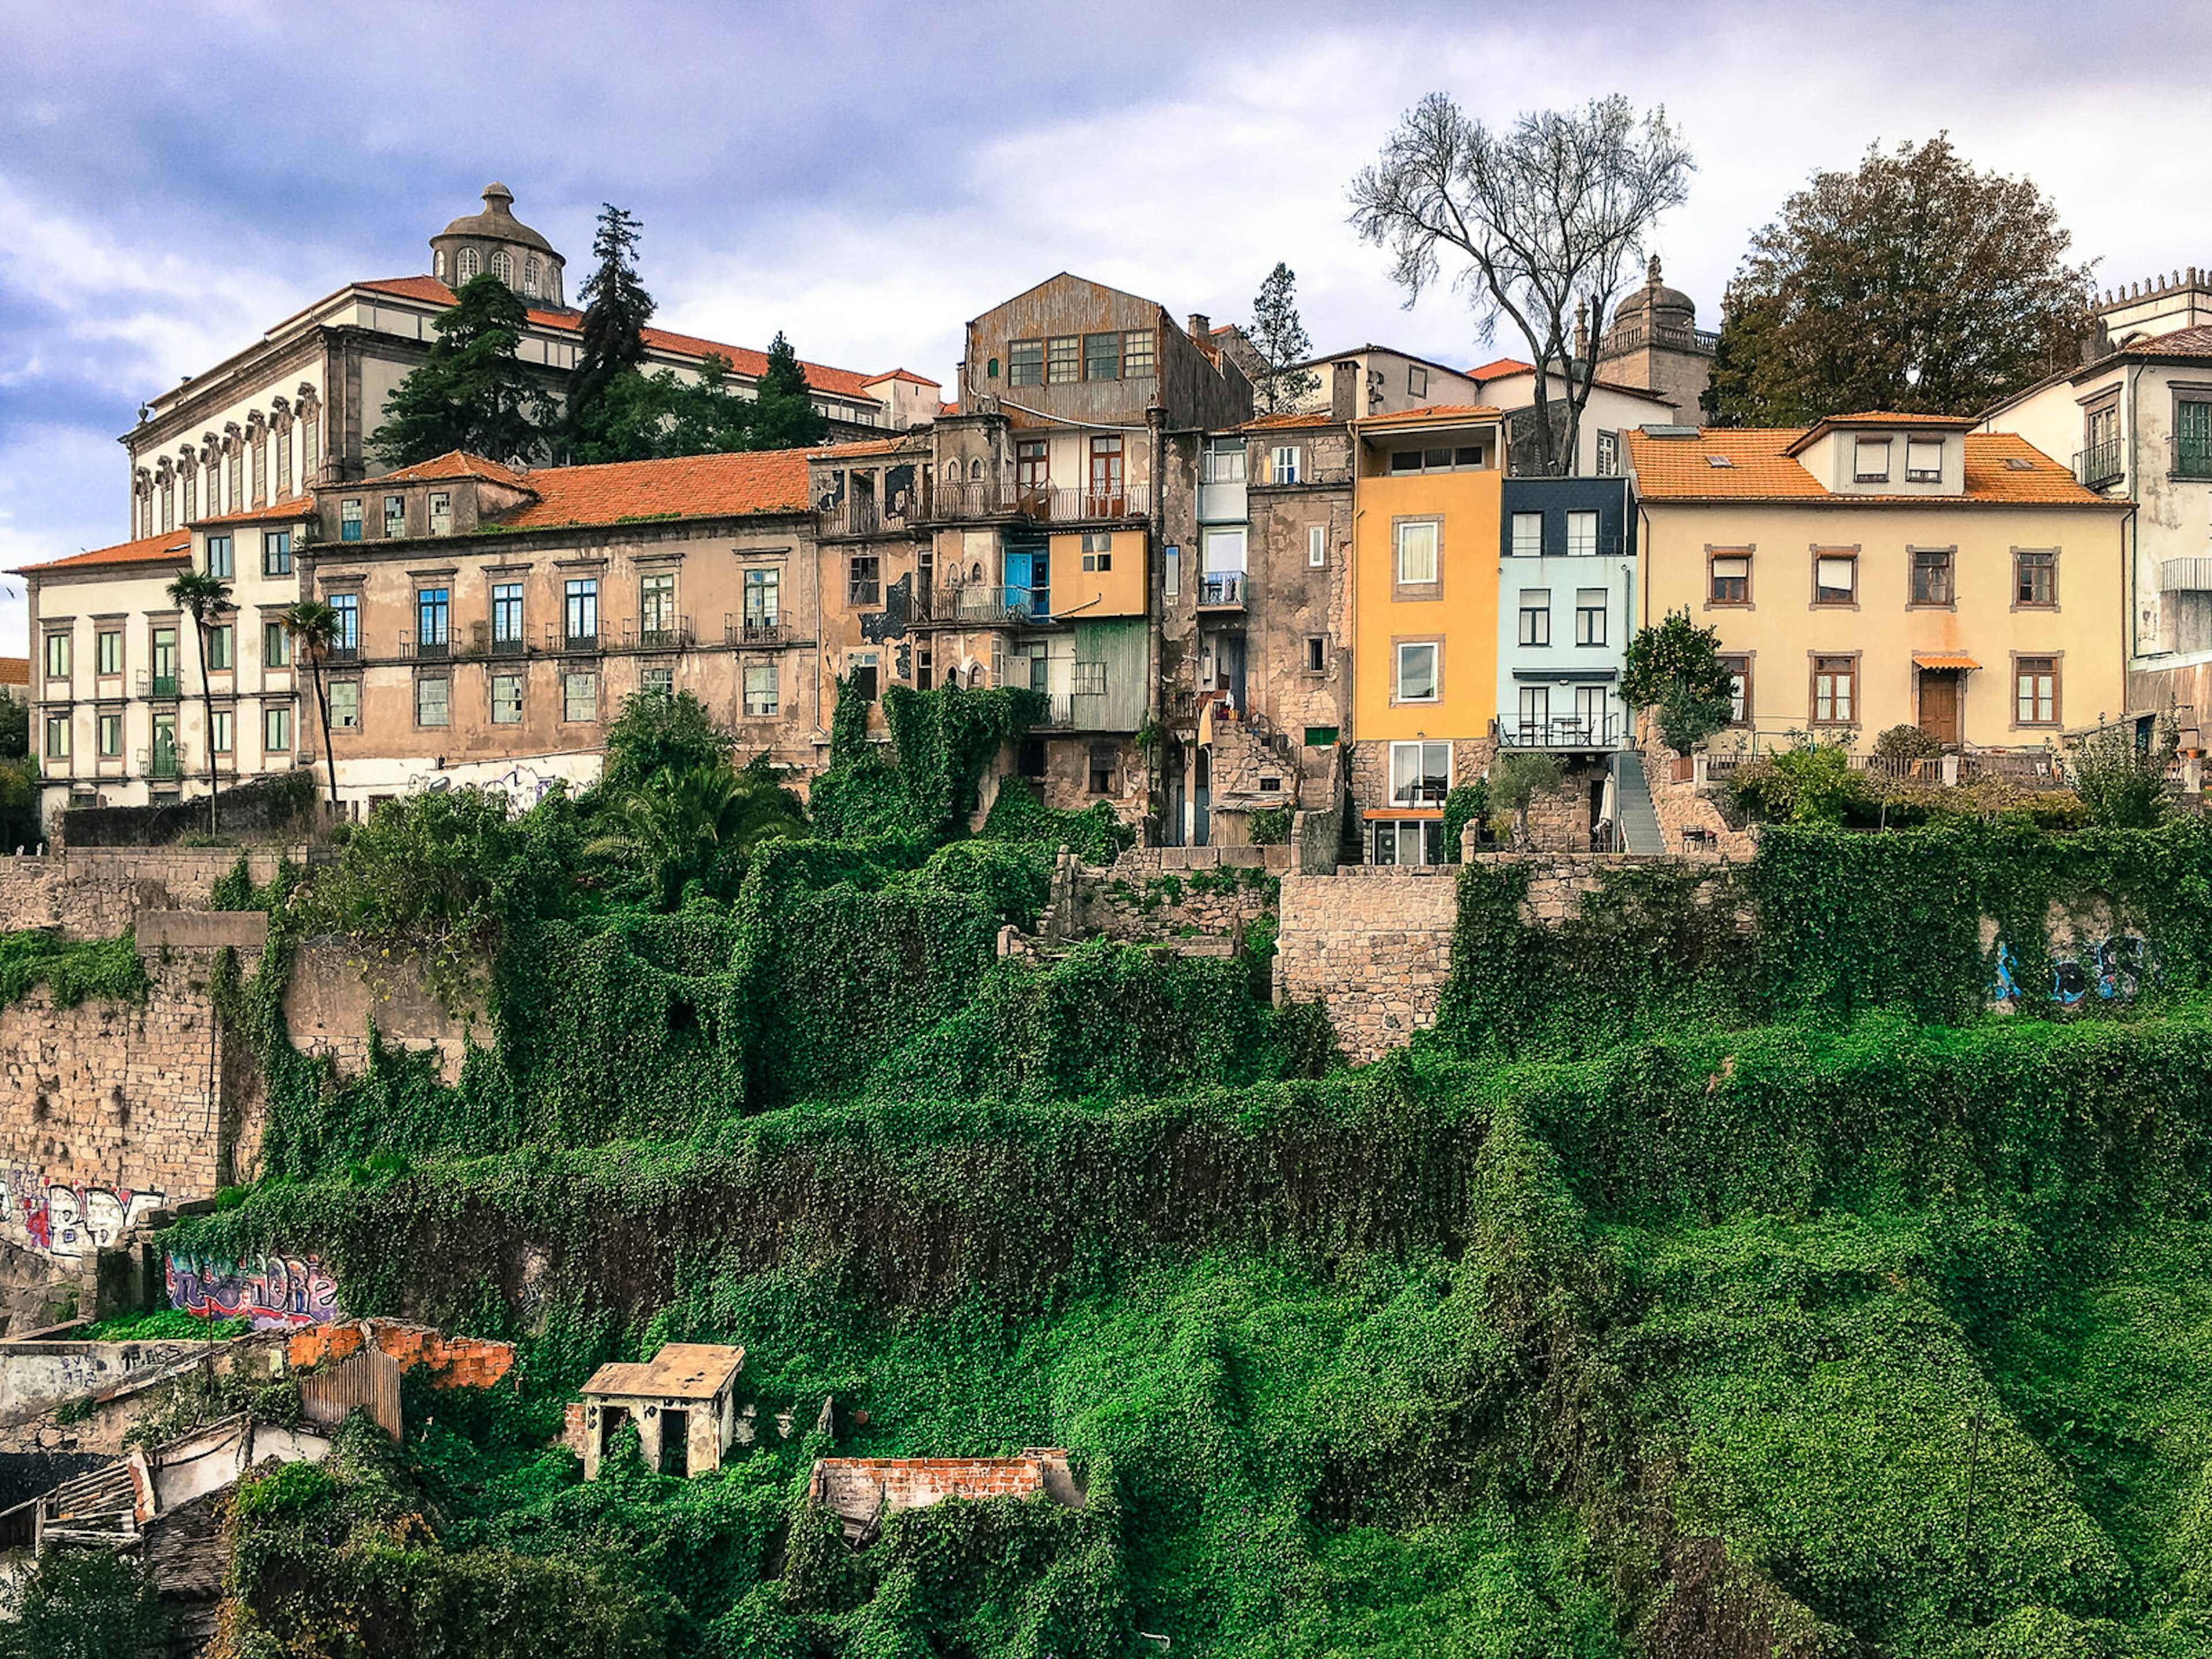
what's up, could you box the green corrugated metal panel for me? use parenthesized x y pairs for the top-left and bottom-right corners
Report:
(1071, 618), (1147, 732)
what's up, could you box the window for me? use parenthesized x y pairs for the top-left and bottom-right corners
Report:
(1373, 820), (1446, 866)
(1575, 685), (1608, 737)
(1164, 542), (1180, 597)
(98, 713), (121, 758)
(743, 662), (779, 717)
(429, 492), (452, 535)
(416, 677), (448, 727)
(1083, 332), (1120, 380)
(849, 652), (879, 701)
(1719, 655), (1751, 724)
(1408, 364), (1429, 396)
(565, 578), (599, 645)
(150, 710), (176, 775)
(43, 632), (69, 679)
(1080, 530), (1112, 573)
(743, 569), (779, 628)
(456, 248), (479, 282)
(1518, 589), (1551, 646)
(640, 664), (673, 696)
(1575, 589), (1607, 646)
(1518, 685), (1550, 731)
(340, 499), (362, 541)
(1511, 513), (1543, 559)
(1071, 661), (1106, 695)
(1389, 740), (1452, 806)
(1271, 446), (1300, 484)
(1813, 656), (1857, 725)
(382, 496), (405, 539)
(264, 704), (291, 753)
(522, 256), (540, 299)
(849, 552), (880, 606)
(1007, 340), (1044, 387)
(1395, 520), (1438, 586)
(1911, 548), (1955, 605)
(1854, 437), (1891, 482)
(1395, 641), (1438, 703)
(1047, 335), (1079, 384)
(1814, 552), (1858, 605)
(2016, 548), (2057, 607)
(1305, 636), (1326, 672)
(1089, 435), (1123, 507)
(1391, 446), (1484, 474)
(492, 582), (524, 645)
(1089, 746), (1116, 793)
(330, 681), (359, 730)
(1596, 430), (1620, 476)
(490, 249), (513, 286)
(1906, 438), (1944, 482)
(332, 592), (359, 653)
(1016, 438), (1049, 494)
(1203, 441), (1246, 483)
(490, 675), (521, 725)
(43, 715), (67, 761)
(2016, 656), (2059, 725)
(640, 571), (676, 637)
(206, 535), (232, 579)
(2178, 398), (2212, 476)
(251, 433), (266, 505)
(1566, 511), (1598, 558)
(1122, 329), (1155, 376)
(207, 623), (233, 671)
(263, 529), (291, 576)
(1308, 525), (1326, 567)
(210, 710), (233, 755)
(1710, 553), (1751, 605)
(152, 627), (177, 688)
(96, 630), (122, 676)
(415, 588), (449, 654)
(564, 672), (597, 722)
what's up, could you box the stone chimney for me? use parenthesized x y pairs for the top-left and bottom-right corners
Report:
(1331, 359), (1359, 423)
(1188, 313), (1211, 347)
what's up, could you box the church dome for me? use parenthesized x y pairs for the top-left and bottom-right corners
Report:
(438, 183), (556, 253)
(1612, 254), (1696, 326)
(429, 183), (567, 306)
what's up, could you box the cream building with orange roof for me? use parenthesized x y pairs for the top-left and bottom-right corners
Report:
(1628, 414), (2130, 753)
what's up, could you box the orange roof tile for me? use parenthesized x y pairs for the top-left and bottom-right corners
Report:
(938, 402), (961, 418)
(353, 276), (880, 397)
(1354, 404), (1503, 427)
(808, 436), (922, 459)
(374, 452), (533, 488)
(1782, 410), (1979, 456)
(491, 449), (812, 529)
(1912, 652), (1982, 671)
(191, 495), (315, 528)
(14, 528), (193, 577)
(866, 368), (941, 387)
(1239, 411), (1339, 431)
(1627, 427), (2110, 506)
(0, 658), (26, 687)
(1467, 357), (1536, 380)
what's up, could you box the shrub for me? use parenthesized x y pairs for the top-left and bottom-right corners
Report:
(1871, 722), (1942, 761)
(1442, 781), (1491, 860)
(1247, 804), (1293, 845)
(2070, 716), (2177, 829)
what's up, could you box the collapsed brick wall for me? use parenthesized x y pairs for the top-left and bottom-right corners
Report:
(288, 1320), (515, 1389)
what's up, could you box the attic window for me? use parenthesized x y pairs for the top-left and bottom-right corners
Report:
(2004, 457), (2035, 471)
(1706, 454), (1734, 468)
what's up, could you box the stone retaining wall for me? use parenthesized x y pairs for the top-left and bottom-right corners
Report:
(1276, 867), (1460, 1062)
(0, 848), (312, 940)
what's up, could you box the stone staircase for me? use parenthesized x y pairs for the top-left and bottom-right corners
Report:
(1612, 752), (1665, 855)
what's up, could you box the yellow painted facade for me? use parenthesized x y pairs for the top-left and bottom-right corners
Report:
(1641, 502), (2131, 748)
(1351, 465), (1503, 748)
(1046, 528), (1146, 619)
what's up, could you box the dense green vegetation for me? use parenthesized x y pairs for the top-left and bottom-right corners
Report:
(58, 682), (2207, 1654)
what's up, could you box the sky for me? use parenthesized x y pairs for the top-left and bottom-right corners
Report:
(3, 0), (2210, 653)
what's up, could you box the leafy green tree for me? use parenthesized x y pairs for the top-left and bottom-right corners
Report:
(588, 757), (806, 907)
(1248, 262), (1319, 413)
(566, 354), (771, 465)
(0, 1544), (172, 1659)
(369, 275), (556, 467)
(1621, 607), (1736, 755)
(599, 688), (736, 798)
(1703, 135), (2094, 423)
(282, 600), (342, 808)
(567, 204), (656, 453)
(747, 330), (827, 450)
(0, 694), (26, 761)
(166, 565), (231, 835)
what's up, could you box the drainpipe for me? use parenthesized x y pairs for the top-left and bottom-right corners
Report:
(2126, 359), (2144, 715)
(1146, 406), (1166, 733)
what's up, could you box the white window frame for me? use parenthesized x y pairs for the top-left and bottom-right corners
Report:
(1307, 525), (1325, 567)
(1511, 513), (1543, 559)
(1395, 520), (1438, 585)
(1565, 511), (1599, 558)
(1395, 641), (1438, 703)
(1388, 739), (1452, 806)
(1271, 445), (1300, 484)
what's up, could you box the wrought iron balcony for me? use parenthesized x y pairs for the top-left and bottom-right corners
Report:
(2074, 439), (2124, 489)
(627, 615), (693, 651)
(486, 635), (527, 658)
(146, 673), (180, 699)
(726, 615), (789, 647)
(933, 479), (1009, 518)
(326, 645), (360, 665)
(1197, 571), (1245, 608)
(919, 585), (1047, 625)
(1491, 713), (1628, 750)
(145, 748), (182, 781)
(407, 633), (450, 661)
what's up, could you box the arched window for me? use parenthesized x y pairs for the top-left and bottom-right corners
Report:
(944, 461), (957, 483)
(433, 250), (445, 281)
(968, 459), (983, 480)
(522, 257), (540, 298)
(457, 248), (480, 282)
(490, 249), (514, 286)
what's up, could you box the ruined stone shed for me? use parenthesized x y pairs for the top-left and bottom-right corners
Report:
(580, 1342), (744, 1480)
(810, 1449), (1086, 1547)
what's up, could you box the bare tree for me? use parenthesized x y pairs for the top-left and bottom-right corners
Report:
(1350, 94), (1694, 475)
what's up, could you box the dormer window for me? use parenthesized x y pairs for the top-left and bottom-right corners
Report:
(1906, 438), (1943, 483)
(1854, 438), (1891, 482)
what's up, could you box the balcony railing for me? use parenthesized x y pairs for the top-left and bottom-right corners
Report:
(143, 672), (180, 699)
(145, 749), (182, 781)
(934, 480), (1009, 518)
(919, 585), (1047, 624)
(409, 634), (450, 661)
(727, 615), (789, 647)
(626, 616), (694, 651)
(1492, 713), (1627, 750)
(1505, 534), (1629, 560)
(486, 635), (527, 658)
(326, 645), (360, 665)
(2074, 438), (2124, 488)
(1197, 571), (1245, 608)
(547, 626), (600, 654)
(2173, 435), (2212, 480)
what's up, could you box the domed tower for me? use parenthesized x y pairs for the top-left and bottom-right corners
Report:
(429, 183), (568, 309)
(1596, 255), (1714, 421)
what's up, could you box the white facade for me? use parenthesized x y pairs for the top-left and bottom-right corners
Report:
(1495, 478), (1637, 752)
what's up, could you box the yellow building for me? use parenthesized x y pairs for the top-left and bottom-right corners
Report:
(1349, 406), (1503, 862)
(1628, 415), (2130, 752)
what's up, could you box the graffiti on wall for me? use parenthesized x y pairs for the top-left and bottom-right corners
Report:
(0, 1173), (165, 1256)
(1990, 932), (2155, 1011)
(165, 1251), (341, 1330)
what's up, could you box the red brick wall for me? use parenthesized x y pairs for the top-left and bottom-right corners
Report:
(289, 1320), (515, 1389)
(810, 1456), (1047, 1510)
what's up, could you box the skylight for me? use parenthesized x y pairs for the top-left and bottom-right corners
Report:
(2003, 457), (2035, 471)
(1706, 454), (1734, 468)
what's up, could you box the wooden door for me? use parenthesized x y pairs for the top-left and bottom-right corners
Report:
(1919, 671), (1960, 746)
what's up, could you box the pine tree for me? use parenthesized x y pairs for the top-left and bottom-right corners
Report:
(567, 204), (656, 451)
(368, 276), (555, 467)
(747, 332), (827, 449)
(1248, 263), (1320, 414)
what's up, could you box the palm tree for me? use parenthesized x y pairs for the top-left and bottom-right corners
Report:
(166, 567), (232, 836)
(282, 601), (343, 809)
(586, 760), (805, 908)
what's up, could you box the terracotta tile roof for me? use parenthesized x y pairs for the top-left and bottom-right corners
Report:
(1239, 411), (1339, 431)
(191, 495), (315, 528)
(353, 276), (879, 397)
(938, 402), (960, 418)
(808, 436), (921, 459)
(1354, 404), (1503, 427)
(14, 528), (192, 577)
(373, 452), (532, 488)
(866, 368), (940, 387)
(491, 449), (813, 529)
(1627, 427), (2108, 505)
(584, 1343), (744, 1402)
(2115, 323), (2212, 357)
(1467, 357), (1536, 380)
(0, 658), (26, 687)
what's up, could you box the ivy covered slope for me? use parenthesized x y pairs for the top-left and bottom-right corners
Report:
(168, 692), (2212, 1657)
